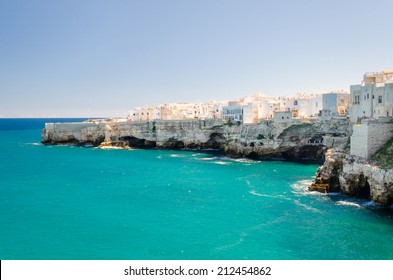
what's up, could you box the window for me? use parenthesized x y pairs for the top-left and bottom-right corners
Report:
(367, 94), (369, 99)
(378, 96), (382, 103)
(282, 116), (284, 119)
(294, 100), (298, 106)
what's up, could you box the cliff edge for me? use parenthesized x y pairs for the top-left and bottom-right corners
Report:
(41, 118), (350, 162)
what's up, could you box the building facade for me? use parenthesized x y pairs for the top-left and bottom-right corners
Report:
(322, 91), (350, 117)
(349, 70), (393, 122)
(222, 105), (243, 122)
(273, 111), (293, 123)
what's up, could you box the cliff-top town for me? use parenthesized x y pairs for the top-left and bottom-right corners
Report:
(126, 70), (393, 125)
(42, 70), (393, 205)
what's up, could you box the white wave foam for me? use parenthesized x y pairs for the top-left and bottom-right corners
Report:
(169, 154), (185, 157)
(248, 190), (290, 201)
(249, 189), (271, 198)
(291, 179), (317, 196)
(336, 201), (362, 208)
(99, 146), (124, 150)
(28, 142), (42, 146)
(214, 161), (231, 165)
(232, 158), (257, 164)
(198, 157), (215, 161)
(245, 179), (289, 200)
(294, 200), (321, 213)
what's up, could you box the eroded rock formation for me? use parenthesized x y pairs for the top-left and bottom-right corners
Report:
(42, 119), (350, 162)
(310, 148), (393, 206)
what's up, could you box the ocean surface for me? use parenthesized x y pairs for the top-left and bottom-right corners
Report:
(1, 118), (393, 260)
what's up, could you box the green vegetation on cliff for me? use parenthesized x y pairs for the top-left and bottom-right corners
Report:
(373, 137), (393, 169)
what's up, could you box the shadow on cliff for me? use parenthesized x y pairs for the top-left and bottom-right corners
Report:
(119, 136), (157, 149)
(238, 145), (326, 165)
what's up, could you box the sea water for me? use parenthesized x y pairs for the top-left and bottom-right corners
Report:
(1, 118), (393, 260)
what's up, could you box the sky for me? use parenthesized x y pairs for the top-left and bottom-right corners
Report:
(1, 0), (393, 118)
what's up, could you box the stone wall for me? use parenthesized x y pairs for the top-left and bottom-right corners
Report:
(350, 118), (393, 159)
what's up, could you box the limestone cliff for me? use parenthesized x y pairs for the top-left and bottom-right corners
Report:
(310, 148), (393, 206)
(42, 118), (350, 162)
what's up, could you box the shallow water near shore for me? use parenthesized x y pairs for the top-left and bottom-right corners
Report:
(1, 119), (393, 260)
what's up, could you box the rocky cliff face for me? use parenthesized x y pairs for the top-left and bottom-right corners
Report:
(310, 148), (393, 206)
(42, 118), (350, 162)
(224, 119), (349, 161)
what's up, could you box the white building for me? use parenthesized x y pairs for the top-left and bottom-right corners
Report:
(222, 105), (243, 123)
(349, 70), (393, 122)
(322, 91), (350, 117)
(242, 103), (258, 124)
(289, 94), (322, 119)
(273, 111), (293, 123)
(128, 106), (160, 122)
(128, 90), (348, 123)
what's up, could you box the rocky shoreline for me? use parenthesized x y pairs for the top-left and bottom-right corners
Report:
(41, 118), (393, 207)
(310, 148), (393, 206)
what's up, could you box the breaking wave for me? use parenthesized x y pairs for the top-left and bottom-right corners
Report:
(294, 200), (321, 213)
(336, 201), (362, 208)
(213, 161), (232, 165)
(291, 179), (316, 196)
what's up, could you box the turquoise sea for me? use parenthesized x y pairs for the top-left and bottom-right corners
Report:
(1, 118), (393, 260)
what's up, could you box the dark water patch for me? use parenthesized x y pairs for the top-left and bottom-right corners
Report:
(0, 118), (92, 131)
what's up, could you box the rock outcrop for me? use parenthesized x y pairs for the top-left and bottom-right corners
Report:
(309, 148), (344, 193)
(310, 148), (393, 206)
(98, 141), (131, 150)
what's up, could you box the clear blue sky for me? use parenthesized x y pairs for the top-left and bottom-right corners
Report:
(1, 0), (392, 117)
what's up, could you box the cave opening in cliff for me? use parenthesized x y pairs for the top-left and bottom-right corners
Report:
(119, 136), (157, 149)
(357, 174), (371, 199)
(206, 133), (225, 149)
